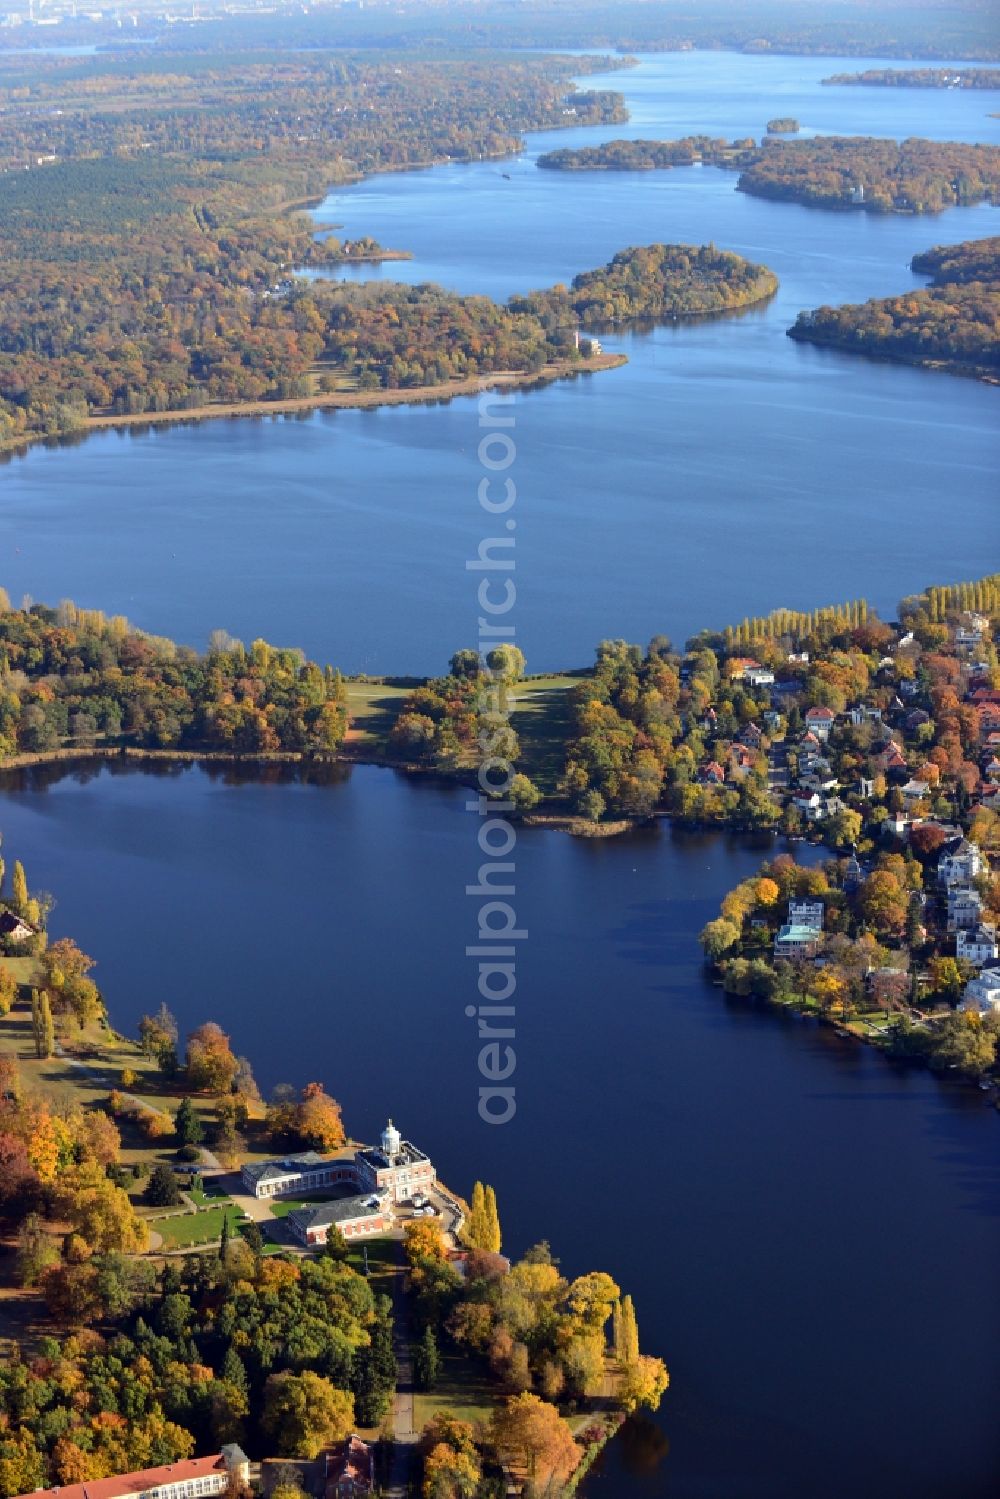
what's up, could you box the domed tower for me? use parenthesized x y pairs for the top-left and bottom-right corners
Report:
(381, 1118), (401, 1158)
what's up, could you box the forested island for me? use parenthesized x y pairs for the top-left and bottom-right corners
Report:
(514, 243), (778, 324)
(766, 118), (800, 133)
(540, 134), (1000, 220)
(537, 136), (758, 171)
(823, 67), (1000, 89)
(788, 235), (1000, 379)
(737, 135), (1000, 214)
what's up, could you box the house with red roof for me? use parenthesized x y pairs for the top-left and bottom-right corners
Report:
(803, 706), (835, 742)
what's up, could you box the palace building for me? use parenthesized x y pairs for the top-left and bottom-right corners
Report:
(241, 1120), (436, 1247)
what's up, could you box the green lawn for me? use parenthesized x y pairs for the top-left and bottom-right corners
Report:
(268, 1191), (338, 1219)
(148, 1204), (246, 1249)
(511, 675), (582, 793)
(412, 1349), (502, 1431)
(344, 681), (412, 751)
(188, 1180), (232, 1208)
(347, 1238), (398, 1278)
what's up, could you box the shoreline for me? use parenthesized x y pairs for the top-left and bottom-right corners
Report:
(0, 353), (627, 458)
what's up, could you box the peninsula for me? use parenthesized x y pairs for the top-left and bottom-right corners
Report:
(788, 235), (1000, 379)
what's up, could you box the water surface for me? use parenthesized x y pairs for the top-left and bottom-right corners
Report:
(0, 759), (996, 1498)
(0, 52), (996, 672)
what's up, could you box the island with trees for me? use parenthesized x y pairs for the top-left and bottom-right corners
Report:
(787, 235), (1000, 379)
(822, 67), (1000, 89)
(737, 135), (1000, 214)
(0, 856), (668, 1499)
(514, 242), (778, 324)
(537, 136), (758, 171)
(766, 117), (800, 133)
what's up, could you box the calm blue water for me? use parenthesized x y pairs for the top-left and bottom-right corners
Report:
(0, 52), (996, 674)
(0, 759), (996, 1499)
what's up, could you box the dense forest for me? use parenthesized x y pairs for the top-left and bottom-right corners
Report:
(737, 135), (1000, 214)
(788, 236), (1000, 378)
(910, 236), (1000, 283)
(822, 67), (1000, 88)
(0, 228), (774, 442)
(0, 51), (626, 444)
(537, 136), (758, 171)
(0, 598), (349, 757)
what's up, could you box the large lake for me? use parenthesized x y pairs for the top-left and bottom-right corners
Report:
(0, 49), (998, 1498)
(0, 759), (997, 1497)
(0, 52), (997, 673)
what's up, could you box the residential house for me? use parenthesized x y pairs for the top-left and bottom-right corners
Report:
(698, 760), (726, 786)
(954, 614), (988, 649)
(938, 838), (984, 888)
(959, 968), (1000, 1014)
(774, 923), (822, 958)
(882, 812), (912, 838)
(901, 778), (931, 805)
(739, 722), (764, 750)
(744, 666), (775, 688)
(804, 706), (835, 741)
(0, 911), (34, 944)
(763, 709), (783, 732)
(788, 901), (824, 930)
(947, 887), (983, 932)
(956, 925), (999, 966)
(324, 1437), (374, 1499)
(727, 658), (762, 682)
(728, 744), (755, 781)
(875, 739), (907, 773)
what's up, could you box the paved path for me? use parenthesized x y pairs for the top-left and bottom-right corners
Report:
(385, 1246), (417, 1498)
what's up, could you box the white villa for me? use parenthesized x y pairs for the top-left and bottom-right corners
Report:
(775, 899), (825, 959)
(959, 969), (1000, 1014)
(956, 925), (999, 966)
(938, 838), (984, 888)
(947, 887), (984, 932)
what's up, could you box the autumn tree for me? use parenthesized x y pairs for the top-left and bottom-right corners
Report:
(11, 859), (28, 913)
(297, 1083), (345, 1151)
(262, 1371), (354, 1457)
(186, 1022), (239, 1094)
(489, 1393), (578, 1488)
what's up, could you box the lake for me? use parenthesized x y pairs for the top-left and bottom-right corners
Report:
(0, 758), (997, 1497)
(0, 52), (996, 674)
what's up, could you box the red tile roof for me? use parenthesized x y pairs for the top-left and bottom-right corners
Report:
(15, 1455), (232, 1499)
